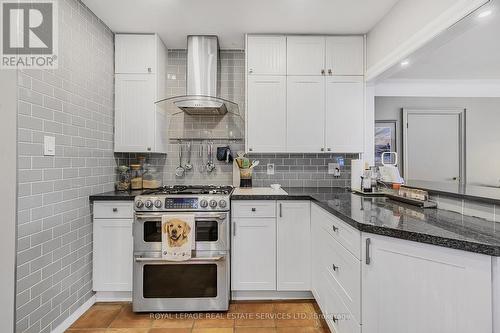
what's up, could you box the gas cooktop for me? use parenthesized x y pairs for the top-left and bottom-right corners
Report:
(141, 185), (233, 196)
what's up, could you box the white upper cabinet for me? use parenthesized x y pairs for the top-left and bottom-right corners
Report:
(115, 34), (157, 74)
(247, 35), (286, 75)
(247, 75), (287, 152)
(325, 36), (364, 76)
(287, 76), (325, 153)
(114, 34), (168, 153)
(325, 76), (364, 153)
(287, 36), (326, 75)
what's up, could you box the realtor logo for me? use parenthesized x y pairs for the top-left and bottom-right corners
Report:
(1, 0), (58, 68)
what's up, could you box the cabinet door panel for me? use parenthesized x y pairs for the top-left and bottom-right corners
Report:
(247, 35), (286, 75)
(287, 36), (325, 75)
(277, 201), (310, 291)
(115, 34), (156, 74)
(93, 219), (133, 291)
(231, 218), (276, 290)
(325, 76), (364, 153)
(247, 76), (286, 152)
(114, 74), (156, 153)
(287, 76), (325, 153)
(325, 36), (364, 76)
(362, 234), (492, 333)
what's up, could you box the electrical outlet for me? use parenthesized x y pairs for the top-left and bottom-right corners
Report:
(44, 136), (55, 156)
(267, 163), (275, 175)
(328, 163), (341, 177)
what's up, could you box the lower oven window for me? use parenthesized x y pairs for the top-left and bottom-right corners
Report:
(143, 264), (218, 298)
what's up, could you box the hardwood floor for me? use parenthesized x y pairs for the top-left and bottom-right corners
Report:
(66, 301), (330, 333)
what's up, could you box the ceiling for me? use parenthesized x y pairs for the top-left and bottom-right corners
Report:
(81, 0), (399, 49)
(387, 2), (500, 80)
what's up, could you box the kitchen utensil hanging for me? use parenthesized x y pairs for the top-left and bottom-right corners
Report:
(175, 142), (185, 177)
(184, 142), (193, 171)
(206, 142), (215, 172)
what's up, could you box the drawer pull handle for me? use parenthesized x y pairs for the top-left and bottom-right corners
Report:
(332, 264), (339, 271)
(112, 208), (118, 212)
(251, 208), (256, 212)
(279, 203), (282, 218)
(366, 238), (371, 265)
(332, 315), (338, 323)
(332, 225), (338, 232)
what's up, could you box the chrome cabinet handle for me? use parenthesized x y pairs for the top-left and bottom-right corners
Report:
(249, 148), (253, 152)
(332, 225), (338, 232)
(321, 69), (325, 75)
(147, 67), (152, 73)
(248, 68), (253, 74)
(332, 315), (338, 323)
(320, 148), (325, 152)
(233, 222), (236, 236)
(147, 147), (151, 151)
(327, 148), (331, 152)
(366, 238), (371, 265)
(251, 208), (256, 212)
(328, 69), (332, 75)
(279, 203), (282, 218)
(112, 208), (118, 212)
(332, 264), (339, 271)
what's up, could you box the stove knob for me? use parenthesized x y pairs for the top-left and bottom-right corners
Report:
(135, 200), (144, 208)
(200, 199), (208, 208)
(145, 200), (153, 209)
(219, 200), (227, 208)
(154, 200), (162, 208)
(209, 199), (218, 208)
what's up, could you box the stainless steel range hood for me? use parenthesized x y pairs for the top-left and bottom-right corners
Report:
(156, 35), (240, 117)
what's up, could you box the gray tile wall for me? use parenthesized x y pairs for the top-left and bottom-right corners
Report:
(15, 1), (114, 332)
(250, 153), (358, 188)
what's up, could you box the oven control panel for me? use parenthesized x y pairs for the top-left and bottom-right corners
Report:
(134, 195), (231, 212)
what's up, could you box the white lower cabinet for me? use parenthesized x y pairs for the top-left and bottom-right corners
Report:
(93, 202), (134, 293)
(277, 201), (311, 290)
(361, 233), (493, 333)
(231, 217), (276, 290)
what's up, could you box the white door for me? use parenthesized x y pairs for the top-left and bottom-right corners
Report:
(93, 219), (133, 291)
(287, 76), (325, 152)
(287, 36), (326, 75)
(247, 35), (286, 75)
(277, 201), (311, 291)
(325, 76), (364, 153)
(115, 34), (156, 74)
(403, 109), (464, 182)
(325, 36), (364, 76)
(247, 76), (287, 152)
(362, 234), (492, 333)
(115, 74), (156, 153)
(231, 218), (276, 290)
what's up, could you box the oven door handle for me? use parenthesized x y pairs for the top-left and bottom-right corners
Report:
(135, 214), (227, 220)
(134, 256), (224, 263)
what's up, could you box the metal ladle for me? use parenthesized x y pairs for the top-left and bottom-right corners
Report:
(175, 142), (185, 177)
(184, 142), (193, 171)
(198, 142), (205, 173)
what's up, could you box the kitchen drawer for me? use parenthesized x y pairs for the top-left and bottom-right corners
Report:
(320, 230), (361, 322)
(93, 201), (134, 219)
(232, 201), (276, 218)
(314, 203), (361, 259)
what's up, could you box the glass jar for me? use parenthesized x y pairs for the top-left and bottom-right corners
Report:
(142, 164), (161, 189)
(130, 164), (143, 190)
(115, 165), (130, 191)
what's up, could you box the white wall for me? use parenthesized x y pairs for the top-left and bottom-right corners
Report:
(366, 0), (487, 80)
(0, 70), (17, 333)
(375, 96), (500, 186)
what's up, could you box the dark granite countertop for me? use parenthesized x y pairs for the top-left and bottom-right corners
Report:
(233, 187), (500, 256)
(89, 187), (500, 256)
(404, 180), (500, 205)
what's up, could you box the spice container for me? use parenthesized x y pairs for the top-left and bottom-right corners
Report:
(130, 164), (143, 190)
(115, 165), (130, 191)
(142, 164), (161, 189)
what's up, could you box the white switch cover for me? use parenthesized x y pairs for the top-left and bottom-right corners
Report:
(44, 136), (55, 156)
(267, 163), (275, 175)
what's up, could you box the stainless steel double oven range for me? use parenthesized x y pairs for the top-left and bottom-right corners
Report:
(133, 185), (233, 312)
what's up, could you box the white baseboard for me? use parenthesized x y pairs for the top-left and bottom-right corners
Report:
(51, 295), (96, 333)
(95, 291), (132, 302)
(232, 290), (314, 300)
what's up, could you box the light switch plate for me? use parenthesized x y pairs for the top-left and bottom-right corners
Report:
(44, 136), (55, 156)
(267, 163), (275, 175)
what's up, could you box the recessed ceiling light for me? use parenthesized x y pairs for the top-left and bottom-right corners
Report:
(401, 60), (410, 67)
(478, 10), (492, 18)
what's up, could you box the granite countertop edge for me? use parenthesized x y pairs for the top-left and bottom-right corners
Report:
(89, 191), (500, 256)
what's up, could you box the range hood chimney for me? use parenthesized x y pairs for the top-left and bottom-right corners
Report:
(170, 35), (231, 115)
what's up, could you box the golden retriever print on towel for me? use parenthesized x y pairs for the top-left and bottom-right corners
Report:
(161, 215), (195, 261)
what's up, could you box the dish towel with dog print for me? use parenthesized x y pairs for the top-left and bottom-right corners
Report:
(161, 214), (195, 261)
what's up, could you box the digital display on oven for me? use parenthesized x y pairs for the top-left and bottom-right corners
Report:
(164, 198), (199, 209)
